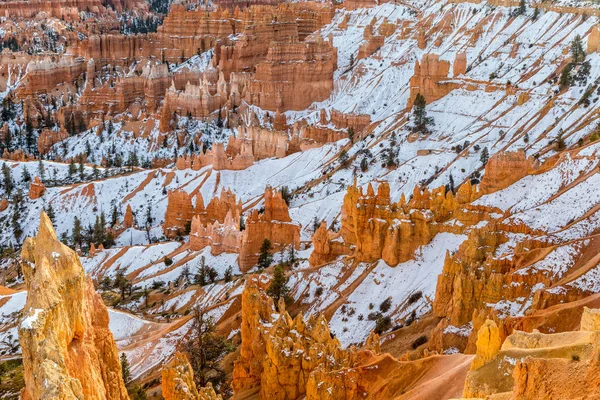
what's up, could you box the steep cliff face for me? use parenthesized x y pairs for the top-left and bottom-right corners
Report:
(19, 212), (129, 400)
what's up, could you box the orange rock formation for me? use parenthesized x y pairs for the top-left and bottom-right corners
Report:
(19, 212), (129, 400)
(161, 352), (222, 400)
(28, 176), (45, 199)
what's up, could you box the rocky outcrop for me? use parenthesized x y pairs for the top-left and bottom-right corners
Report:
(163, 190), (195, 238)
(37, 128), (69, 155)
(463, 308), (600, 399)
(310, 180), (485, 268)
(243, 38), (337, 111)
(0, 197), (8, 212)
(409, 54), (460, 106)
(232, 277), (356, 399)
(469, 319), (502, 371)
(28, 176), (45, 199)
(239, 187), (301, 271)
(162, 352), (223, 400)
(479, 150), (539, 194)
(19, 212), (129, 400)
(123, 204), (134, 229)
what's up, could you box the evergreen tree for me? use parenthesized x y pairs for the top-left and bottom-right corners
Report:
(120, 353), (131, 386)
(37, 160), (45, 182)
(224, 266), (233, 283)
(480, 147), (489, 165)
(532, 7), (539, 21)
(560, 63), (573, 86)
(267, 264), (289, 306)
(239, 215), (245, 231)
(78, 160), (85, 180)
(517, 0), (526, 15)
(411, 93), (433, 134)
(360, 157), (369, 172)
(287, 244), (296, 266)
(111, 204), (119, 226)
(21, 166), (31, 183)
(11, 197), (22, 242)
(93, 215), (104, 245)
(195, 256), (208, 286)
(571, 34), (586, 63)
(182, 309), (234, 391)
(46, 203), (55, 222)
(72, 216), (83, 248)
(68, 159), (77, 177)
(2, 162), (14, 196)
(257, 239), (273, 269)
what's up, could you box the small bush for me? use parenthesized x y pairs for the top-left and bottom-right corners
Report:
(374, 315), (392, 334)
(407, 291), (422, 305)
(163, 256), (173, 266)
(572, 354), (580, 361)
(315, 287), (324, 297)
(411, 335), (428, 349)
(379, 298), (392, 313)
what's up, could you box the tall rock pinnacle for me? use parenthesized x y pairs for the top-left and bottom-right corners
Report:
(18, 212), (130, 400)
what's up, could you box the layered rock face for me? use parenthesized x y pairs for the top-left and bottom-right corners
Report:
(161, 352), (222, 400)
(478, 150), (539, 194)
(243, 38), (337, 111)
(18, 56), (86, 96)
(80, 61), (171, 115)
(19, 212), (129, 400)
(463, 307), (600, 399)
(175, 125), (288, 170)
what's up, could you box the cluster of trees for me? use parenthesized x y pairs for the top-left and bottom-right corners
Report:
(66, 211), (116, 252)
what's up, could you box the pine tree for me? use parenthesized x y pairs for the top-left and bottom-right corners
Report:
(22, 166), (31, 183)
(78, 160), (85, 180)
(37, 160), (45, 182)
(120, 353), (131, 386)
(195, 256), (208, 286)
(93, 215), (104, 245)
(267, 265), (289, 306)
(46, 203), (55, 222)
(571, 34), (586, 63)
(257, 239), (273, 269)
(480, 147), (489, 165)
(518, 0), (526, 15)
(532, 7), (539, 21)
(2, 162), (14, 196)
(224, 266), (233, 282)
(11, 198), (22, 242)
(360, 157), (369, 172)
(72, 216), (83, 248)
(560, 63), (573, 87)
(111, 204), (119, 226)
(68, 159), (77, 177)
(239, 215), (245, 231)
(287, 244), (296, 266)
(412, 93), (433, 134)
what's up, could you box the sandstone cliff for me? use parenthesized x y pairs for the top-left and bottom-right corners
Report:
(19, 212), (129, 400)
